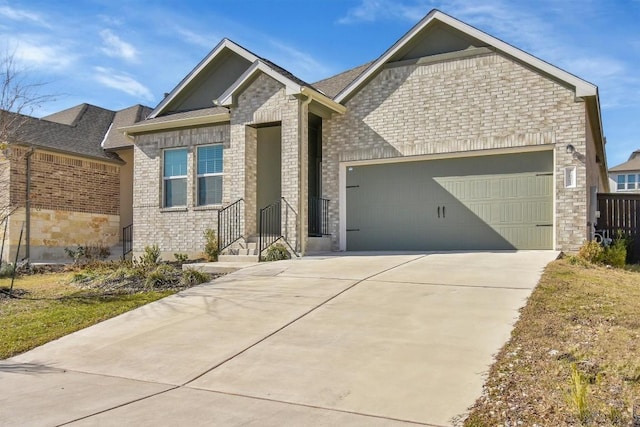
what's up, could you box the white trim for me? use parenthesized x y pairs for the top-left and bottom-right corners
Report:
(149, 39), (259, 119)
(120, 112), (230, 136)
(100, 123), (113, 148)
(338, 144), (555, 252)
(334, 10), (597, 103)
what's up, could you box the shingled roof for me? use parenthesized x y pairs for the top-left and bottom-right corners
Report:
(312, 62), (373, 99)
(102, 105), (153, 150)
(7, 103), (151, 162)
(610, 150), (640, 172)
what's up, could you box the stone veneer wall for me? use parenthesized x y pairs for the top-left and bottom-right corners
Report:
(323, 51), (587, 251)
(133, 124), (230, 259)
(3, 147), (121, 262)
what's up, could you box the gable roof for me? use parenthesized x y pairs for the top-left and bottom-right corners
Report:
(312, 62), (372, 100)
(334, 9), (598, 103)
(610, 150), (640, 172)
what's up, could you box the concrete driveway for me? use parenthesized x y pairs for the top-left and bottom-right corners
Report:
(0, 251), (557, 426)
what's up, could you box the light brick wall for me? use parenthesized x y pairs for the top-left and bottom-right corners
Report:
(230, 73), (301, 249)
(324, 52), (587, 251)
(133, 124), (230, 259)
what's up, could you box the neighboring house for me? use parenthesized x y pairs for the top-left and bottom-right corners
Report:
(609, 150), (640, 192)
(121, 9), (609, 259)
(0, 103), (150, 263)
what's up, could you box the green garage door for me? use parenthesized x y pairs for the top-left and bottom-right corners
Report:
(346, 151), (553, 251)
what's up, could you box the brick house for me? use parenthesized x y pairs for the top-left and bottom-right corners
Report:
(0, 103), (150, 263)
(122, 10), (609, 259)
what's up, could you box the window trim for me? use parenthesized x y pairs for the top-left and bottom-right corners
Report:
(162, 148), (188, 208)
(616, 173), (640, 191)
(196, 144), (224, 206)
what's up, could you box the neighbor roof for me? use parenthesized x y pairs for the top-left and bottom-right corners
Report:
(102, 105), (153, 150)
(610, 150), (640, 172)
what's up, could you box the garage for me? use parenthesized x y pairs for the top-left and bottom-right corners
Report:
(345, 151), (553, 251)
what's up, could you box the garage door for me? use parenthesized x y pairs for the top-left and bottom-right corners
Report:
(346, 151), (553, 251)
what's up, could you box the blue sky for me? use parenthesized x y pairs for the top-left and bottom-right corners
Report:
(1, 0), (639, 167)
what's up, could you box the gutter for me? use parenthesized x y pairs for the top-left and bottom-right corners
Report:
(120, 112), (231, 137)
(24, 147), (34, 262)
(300, 87), (346, 114)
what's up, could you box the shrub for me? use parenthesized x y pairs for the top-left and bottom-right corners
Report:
(144, 263), (176, 288)
(203, 229), (218, 262)
(577, 240), (602, 264)
(173, 253), (189, 264)
(181, 269), (211, 286)
(600, 237), (627, 268)
(138, 244), (161, 268)
(263, 243), (291, 262)
(0, 262), (15, 278)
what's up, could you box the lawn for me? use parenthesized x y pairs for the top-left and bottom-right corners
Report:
(0, 272), (175, 359)
(464, 259), (640, 426)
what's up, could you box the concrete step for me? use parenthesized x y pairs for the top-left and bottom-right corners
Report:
(218, 254), (260, 263)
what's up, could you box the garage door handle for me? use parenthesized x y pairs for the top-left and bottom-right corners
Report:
(442, 206), (445, 218)
(536, 224), (553, 227)
(437, 206), (440, 218)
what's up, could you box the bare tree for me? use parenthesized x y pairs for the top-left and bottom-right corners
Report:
(0, 50), (53, 223)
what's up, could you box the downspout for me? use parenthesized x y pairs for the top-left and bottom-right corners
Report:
(299, 93), (312, 256)
(24, 148), (34, 262)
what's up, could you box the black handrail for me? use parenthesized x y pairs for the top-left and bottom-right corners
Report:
(259, 199), (281, 260)
(308, 196), (330, 237)
(218, 198), (244, 253)
(122, 224), (133, 257)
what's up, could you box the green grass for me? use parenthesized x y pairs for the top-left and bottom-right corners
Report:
(0, 273), (173, 359)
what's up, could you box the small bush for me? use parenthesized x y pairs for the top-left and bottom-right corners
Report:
(577, 240), (603, 264)
(600, 237), (627, 268)
(138, 244), (161, 268)
(64, 244), (110, 264)
(203, 229), (218, 262)
(263, 243), (291, 262)
(181, 269), (211, 286)
(144, 263), (177, 288)
(0, 262), (15, 278)
(173, 253), (189, 264)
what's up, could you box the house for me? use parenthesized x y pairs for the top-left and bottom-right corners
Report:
(121, 9), (609, 259)
(609, 150), (640, 192)
(0, 103), (150, 263)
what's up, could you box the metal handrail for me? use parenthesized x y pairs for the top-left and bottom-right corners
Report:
(259, 197), (298, 261)
(218, 198), (244, 253)
(308, 196), (330, 237)
(122, 224), (133, 257)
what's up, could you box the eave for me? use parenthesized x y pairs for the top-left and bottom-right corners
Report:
(119, 112), (231, 136)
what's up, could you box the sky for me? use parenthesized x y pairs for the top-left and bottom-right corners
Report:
(1, 0), (639, 167)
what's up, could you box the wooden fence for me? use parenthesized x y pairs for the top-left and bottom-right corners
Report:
(596, 193), (640, 263)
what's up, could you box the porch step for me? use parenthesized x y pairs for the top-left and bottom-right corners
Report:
(218, 254), (259, 263)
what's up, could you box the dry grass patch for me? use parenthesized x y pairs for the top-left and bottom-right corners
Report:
(465, 259), (640, 426)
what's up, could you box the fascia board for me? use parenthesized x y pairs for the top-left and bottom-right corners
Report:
(119, 113), (230, 136)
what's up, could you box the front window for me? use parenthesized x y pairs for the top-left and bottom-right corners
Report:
(197, 144), (223, 205)
(163, 149), (187, 207)
(617, 175), (626, 191)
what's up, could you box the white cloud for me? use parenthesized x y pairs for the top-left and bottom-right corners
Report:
(0, 5), (49, 27)
(99, 29), (138, 62)
(9, 38), (75, 70)
(93, 67), (154, 101)
(174, 26), (219, 49)
(266, 39), (332, 82)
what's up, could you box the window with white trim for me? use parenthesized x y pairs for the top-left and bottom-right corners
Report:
(564, 166), (577, 188)
(616, 173), (640, 191)
(163, 148), (187, 207)
(197, 144), (223, 205)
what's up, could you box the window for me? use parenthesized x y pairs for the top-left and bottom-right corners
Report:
(628, 174), (636, 190)
(163, 149), (187, 207)
(616, 174), (640, 191)
(197, 145), (223, 205)
(564, 166), (577, 188)
(617, 175), (626, 191)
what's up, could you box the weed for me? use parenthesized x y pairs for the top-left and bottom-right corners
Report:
(567, 363), (590, 424)
(203, 229), (218, 262)
(263, 243), (291, 261)
(181, 269), (210, 286)
(138, 244), (161, 267)
(173, 253), (188, 264)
